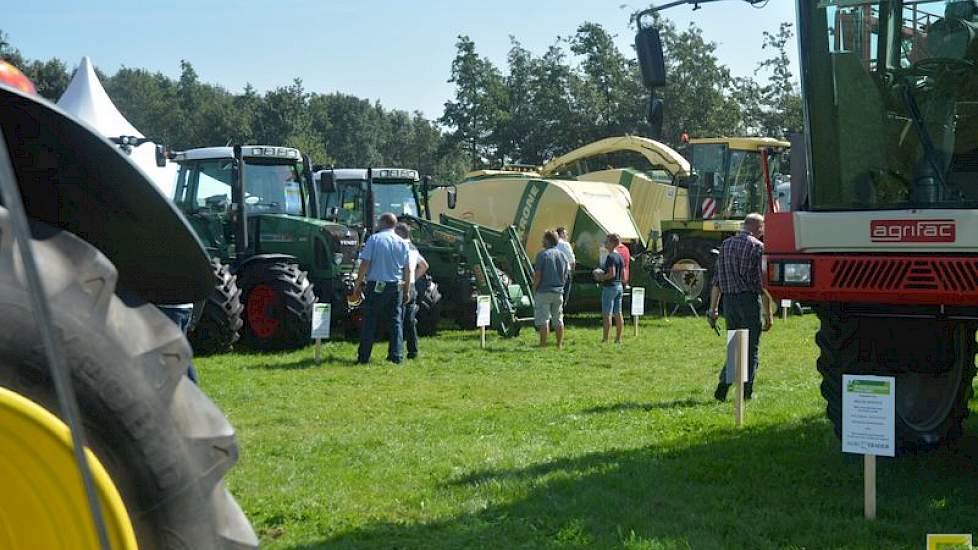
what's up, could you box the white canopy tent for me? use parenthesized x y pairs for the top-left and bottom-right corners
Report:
(57, 56), (177, 197)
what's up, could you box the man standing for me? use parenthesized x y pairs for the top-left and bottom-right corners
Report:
(532, 230), (569, 348)
(709, 213), (773, 401)
(354, 213), (412, 364)
(394, 222), (429, 360)
(596, 233), (625, 343)
(555, 227), (576, 306)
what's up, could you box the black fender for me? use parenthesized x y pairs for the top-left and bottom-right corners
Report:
(0, 84), (211, 304)
(234, 253), (299, 274)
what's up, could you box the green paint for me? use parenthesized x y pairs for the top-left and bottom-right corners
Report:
(513, 180), (548, 244)
(846, 380), (891, 396)
(618, 170), (635, 190)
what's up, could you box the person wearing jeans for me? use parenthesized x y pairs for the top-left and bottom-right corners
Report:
(709, 213), (773, 401)
(354, 213), (412, 364)
(395, 223), (428, 360)
(157, 304), (198, 383)
(597, 233), (625, 343)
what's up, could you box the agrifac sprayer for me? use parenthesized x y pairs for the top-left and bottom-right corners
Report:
(640, 0), (978, 451)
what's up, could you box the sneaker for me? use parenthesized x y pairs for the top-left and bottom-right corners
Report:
(714, 382), (730, 402)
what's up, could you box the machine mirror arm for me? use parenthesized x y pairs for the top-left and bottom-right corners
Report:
(635, 0), (767, 25)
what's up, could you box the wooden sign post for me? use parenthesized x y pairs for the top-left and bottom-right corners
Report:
(725, 329), (749, 427)
(842, 375), (895, 521)
(476, 295), (491, 349)
(310, 303), (331, 363)
(631, 287), (645, 337)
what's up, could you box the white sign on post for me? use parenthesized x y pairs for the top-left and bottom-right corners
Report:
(781, 299), (792, 309)
(476, 295), (491, 328)
(843, 375), (895, 457)
(311, 303), (331, 339)
(724, 330), (749, 384)
(631, 287), (645, 316)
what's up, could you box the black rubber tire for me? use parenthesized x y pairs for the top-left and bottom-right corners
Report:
(0, 215), (257, 549)
(188, 258), (244, 356)
(815, 303), (977, 452)
(664, 237), (717, 306)
(416, 277), (443, 337)
(238, 260), (316, 351)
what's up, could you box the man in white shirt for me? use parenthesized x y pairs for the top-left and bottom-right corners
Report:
(395, 223), (429, 360)
(555, 227), (576, 307)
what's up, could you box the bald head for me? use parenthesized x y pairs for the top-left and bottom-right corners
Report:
(744, 213), (764, 236)
(378, 212), (398, 229)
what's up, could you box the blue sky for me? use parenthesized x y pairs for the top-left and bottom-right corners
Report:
(6, 0), (798, 119)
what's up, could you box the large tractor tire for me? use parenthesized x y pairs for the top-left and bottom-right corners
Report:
(0, 217), (256, 548)
(815, 304), (977, 452)
(238, 260), (315, 351)
(664, 237), (718, 307)
(416, 277), (443, 337)
(188, 258), (244, 356)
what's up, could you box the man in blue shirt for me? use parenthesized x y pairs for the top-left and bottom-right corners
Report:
(354, 213), (412, 364)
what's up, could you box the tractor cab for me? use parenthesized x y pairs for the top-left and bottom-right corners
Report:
(317, 168), (422, 234)
(172, 146), (312, 261)
(683, 137), (789, 221)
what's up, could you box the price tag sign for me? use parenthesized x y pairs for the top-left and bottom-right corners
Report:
(724, 330), (749, 384)
(311, 303), (331, 339)
(842, 375), (895, 457)
(781, 299), (792, 309)
(631, 287), (645, 316)
(476, 295), (491, 328)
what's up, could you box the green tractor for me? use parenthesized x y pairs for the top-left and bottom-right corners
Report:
(172, 146), (360, 352)
(316, 167), (536, 337)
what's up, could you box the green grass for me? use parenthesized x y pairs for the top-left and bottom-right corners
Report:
(198, 315), (978, 549)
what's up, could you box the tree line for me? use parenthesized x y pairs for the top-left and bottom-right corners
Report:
(0, 11), (800, 182)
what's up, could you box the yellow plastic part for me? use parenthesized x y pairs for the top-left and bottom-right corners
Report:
(540, 135), (691, 178)
(687, 136), (790, 151)
(0, 386), (138, 550)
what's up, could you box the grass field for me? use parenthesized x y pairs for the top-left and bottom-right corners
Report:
(199, 314), (978, 549)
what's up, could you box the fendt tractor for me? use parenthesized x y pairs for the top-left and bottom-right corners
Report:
(541, 135), (789, 304)
(640, 0), (978, 450)
(171, 146), (359, 352)
(317, 167), (537, 336)
(0, 69), (257, 547)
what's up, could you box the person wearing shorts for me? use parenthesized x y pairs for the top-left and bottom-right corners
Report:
(596, 233), (624, 343)
(532, 230), (569, 348)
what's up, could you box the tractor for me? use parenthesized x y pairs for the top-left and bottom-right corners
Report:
(0, 69), (256, 547)
(639, 0), (978, 451)
(171, 146), (360, 352)
(317, 167), (537, 336)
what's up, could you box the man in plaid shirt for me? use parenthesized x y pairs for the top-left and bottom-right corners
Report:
(709, 213), (773, 401)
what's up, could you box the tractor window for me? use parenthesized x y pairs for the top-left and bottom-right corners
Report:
(373, 183), (417, 221)
(196, 161), (233, 209)
(322, 180), (367, 226)
(242, 161), (306, 216)
(725, 151), (766, 218)
(808, 0), (978, 210)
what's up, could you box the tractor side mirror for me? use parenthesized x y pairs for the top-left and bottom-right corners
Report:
(636, 27), (666, 89)
(447, 188), (458, 209)
(155, 144), (167, 167)
(319, 171), (335, 193)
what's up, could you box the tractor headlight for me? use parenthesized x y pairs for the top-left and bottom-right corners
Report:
(783, 262), (812, 285)
(334, 253), (344, 265)
(768, 260), (813, 287)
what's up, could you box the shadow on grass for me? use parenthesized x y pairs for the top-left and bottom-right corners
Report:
(240, 355), (364, 370)
(282, 416), (978, 550)
(581, 398), (710, 414)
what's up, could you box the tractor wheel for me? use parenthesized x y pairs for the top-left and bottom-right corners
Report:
(664, 238), (717, 306)
(416, 277), (443, 337)
(238, 260), (315, 351)
(0, 218), (256, 548)
(815, 304), (977, 451)
(188, 258), (243, 355)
